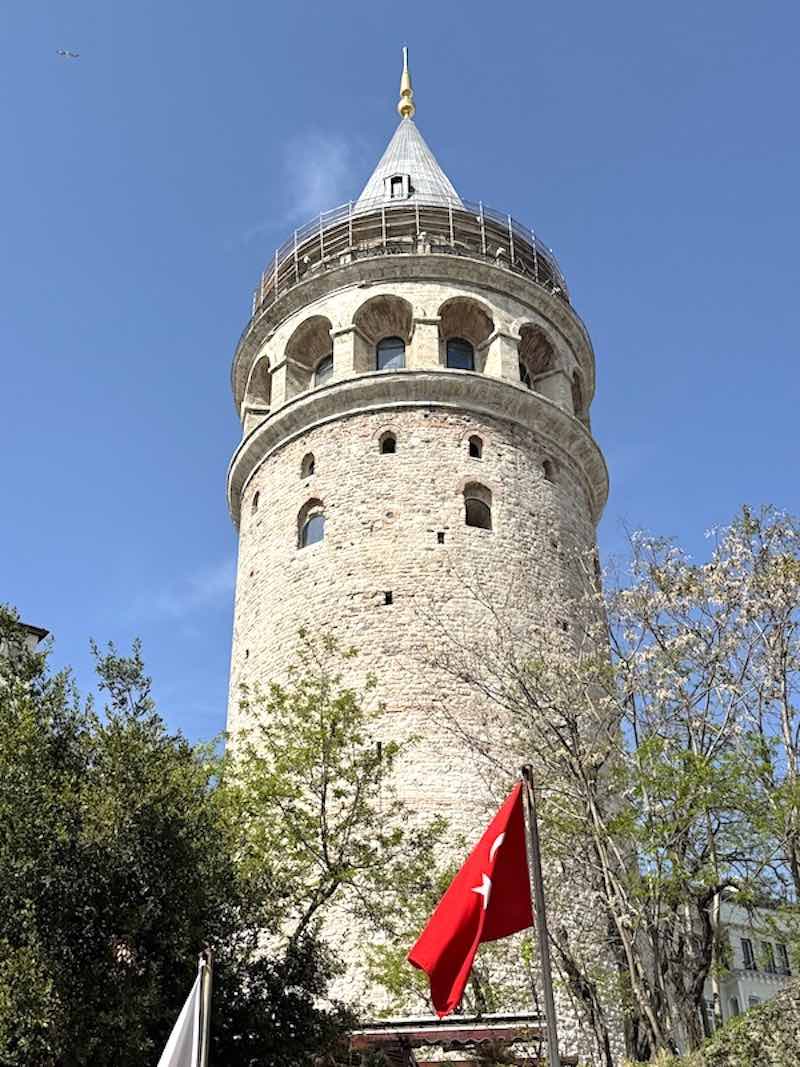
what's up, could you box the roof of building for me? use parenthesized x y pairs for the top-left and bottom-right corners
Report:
(355, 49), (462, 209)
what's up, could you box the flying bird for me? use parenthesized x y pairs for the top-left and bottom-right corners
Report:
(56, 49), (80, 59)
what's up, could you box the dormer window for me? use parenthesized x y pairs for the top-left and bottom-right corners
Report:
(384, 173), (411, 200)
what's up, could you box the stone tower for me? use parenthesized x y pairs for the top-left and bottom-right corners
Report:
(226, 51), (609, 1045)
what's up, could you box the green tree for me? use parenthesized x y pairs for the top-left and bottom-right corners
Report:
(224, 631), (446, 1005)
(0, 607), (352, 1066)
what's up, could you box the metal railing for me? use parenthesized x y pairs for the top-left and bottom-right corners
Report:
(246, 195), (570, 321)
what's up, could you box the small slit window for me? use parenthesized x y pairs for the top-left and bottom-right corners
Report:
(301, 453), (315, 478)
(543, 459), (555, 483)
(446, 337), (475, 371)
(314, 354), (334, 387)
(298, 499), (325, 549)
(464, 483), (492, 530)
(379, 431), (397, 455)
(251, 490), (260, 514)
(377, 336), (406, 371)
(468, 435), (483, 459)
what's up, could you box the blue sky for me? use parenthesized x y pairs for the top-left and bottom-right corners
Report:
(2, 2), (798, 741)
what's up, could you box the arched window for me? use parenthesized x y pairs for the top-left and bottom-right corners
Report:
(468, 435), (483, 459)
(379, 431), (397, 455)
(446, 337), (475, 371)
(298, 499), (325, 548)
(464, 483), (492, 530)
(251, 490), (260, 513)
(314, 354), (334, 387)
(376, 336), (406, 372)
(542, 459), (555, 483)
(301, 453), (315, 478)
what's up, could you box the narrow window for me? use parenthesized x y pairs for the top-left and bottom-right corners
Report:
(464, 483), (492, 530)
(777, 943), (791, 975)
(251, 490), (260, 513)
(468, 435), (483, 459)
(383, 591), (393, 605)
(729, 997), (740, 1017)
(519, 358), (533, 390)
(379, 432), (396, 455)
(741, 938), (757, 970)
(390, 175), (404, 199)
(376, 336), (406, 371)
(543, 459), (555, 483)
(571, 370), (584, 416)
(298, 499), (325, 548)
(301, 453), (315, 478)
(314, 354), (334, 387)
(446, 337), (475, 371)
(437, 531), (445, 544)
(761, 942), (776, 974)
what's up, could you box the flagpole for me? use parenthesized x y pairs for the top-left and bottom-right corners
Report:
(198, 948), (213, 1067)
(521, 765), (561, 1067)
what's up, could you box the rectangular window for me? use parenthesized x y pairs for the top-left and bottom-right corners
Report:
(390, 176), (404, 199)
(761, 941), (777, 974)
(748, 995), (761, 1008)
(777, 942), (791, 976)
(741, 938), (757, 970)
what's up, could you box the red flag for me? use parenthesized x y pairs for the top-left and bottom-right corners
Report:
(407, 782), (533, 1017)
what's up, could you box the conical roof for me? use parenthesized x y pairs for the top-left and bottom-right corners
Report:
(355, 116), (462, 209)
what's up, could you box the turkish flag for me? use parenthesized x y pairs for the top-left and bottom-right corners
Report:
(407, 782), (533, 1017)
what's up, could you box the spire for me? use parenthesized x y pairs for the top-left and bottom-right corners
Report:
(397, 46), (415, 119)
(355, 49), (462, 210)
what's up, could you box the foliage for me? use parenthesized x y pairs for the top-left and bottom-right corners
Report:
(623, 978), (800, 1066)
(224, 630), (447, 1012)
(420, 506), (800, 1061)
(0, 607), (352, 1066)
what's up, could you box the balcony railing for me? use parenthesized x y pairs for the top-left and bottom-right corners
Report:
(246, 196), (570, 322)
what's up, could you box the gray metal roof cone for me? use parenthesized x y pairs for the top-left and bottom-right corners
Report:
(355, 117), (462, 209)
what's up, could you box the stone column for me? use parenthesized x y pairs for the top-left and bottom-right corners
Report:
(409, 317), (441, 369)
(480, 330), (520, 382)
(535, 368), (573, 413)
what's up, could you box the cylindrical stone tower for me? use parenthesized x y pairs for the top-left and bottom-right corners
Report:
(226, 53), (610, 1047)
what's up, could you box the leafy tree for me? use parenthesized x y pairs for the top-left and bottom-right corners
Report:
(418, 506), (800, 1060)
(0, 607), (352, 1066)
(223, 631), (446, 1008)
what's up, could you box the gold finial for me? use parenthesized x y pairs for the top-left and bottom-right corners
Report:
(397, 46), (415, 119)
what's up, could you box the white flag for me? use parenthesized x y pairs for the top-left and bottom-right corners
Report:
(156, 963), (203, 1067)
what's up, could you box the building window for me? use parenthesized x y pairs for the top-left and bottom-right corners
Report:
(379, 431), (396, 455)
(377, 336), (406, 371)
(729, 997), (740, 1017)
(776, 942), (791, 975)
(298, 499), (325, 548)
(741, 938), (757, 970)
(301, 453), (315, 478)
(543, 459), (555, 483)
(748, 996), (761, 1008)
(761, 942), (777, 974)
(468, 435), (483, 459)
(446, 337), (475, 371)
(314, 354), (334, 387)
(571, 369), (584, 416)
(251, 490), (260, 513)
(519, 358), (533, 390)
(390, 176), (404, 198)
(464, 483), (492, 530)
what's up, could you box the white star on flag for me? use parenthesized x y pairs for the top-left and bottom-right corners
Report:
(472, 873), (492, 910)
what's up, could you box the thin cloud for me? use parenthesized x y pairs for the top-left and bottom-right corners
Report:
(131, 557), (236, 622)
(243, 130), (360, 243)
